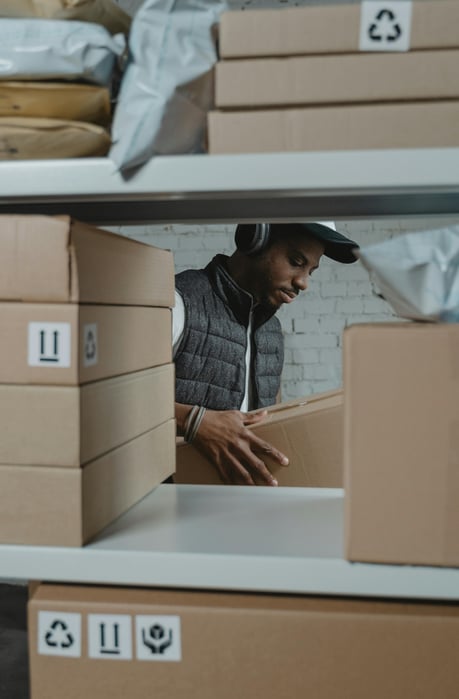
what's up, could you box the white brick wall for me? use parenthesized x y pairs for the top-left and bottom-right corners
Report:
(113, 0), (459, 400)
(111, 215), (459, 400)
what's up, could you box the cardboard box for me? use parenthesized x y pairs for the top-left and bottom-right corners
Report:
(28, 583), (459, 699)
(215, 50), (459, 108)
(343, 322), (459, 567)
(207, 100), (459, 154)
(175, 390), (343, 487)
(0, 214), (174, 306)
(0, 303), (172, 385)
(219, 1), (459, 58)
(0, 420), (175, 547)
(0, 364), (174, 467)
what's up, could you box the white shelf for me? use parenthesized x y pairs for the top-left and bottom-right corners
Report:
(1, 149), (459, 223)
(0, 485), (458, 600)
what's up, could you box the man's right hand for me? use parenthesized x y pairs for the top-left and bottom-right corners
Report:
(192, 408), (289, 486)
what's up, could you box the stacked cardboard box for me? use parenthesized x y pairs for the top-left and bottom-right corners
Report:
(0, 214), (176, 546)
(343, 321), (459, 568)
(209, 1), (459, 153)
(28, 582), (459, 699)
(175, 389), (343, 487)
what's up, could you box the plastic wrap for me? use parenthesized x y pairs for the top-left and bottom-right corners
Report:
(109, 0), (227, 171)
(0, 18), (125, 85)
(358, 227), (459, 322)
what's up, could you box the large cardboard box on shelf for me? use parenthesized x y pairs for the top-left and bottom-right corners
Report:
(215, 50), (459, 109)
(28, 583), (459, 699)
(343, 322), (459, 567)
(0, 419), (176, 547)
(0, 214), (174, 306)
(0, 364), (174, 467)
(207, 100), (459, 155)
(219, 0), (459, 58)
(0, 302), (172, 385)
(175, 390), (343, 487)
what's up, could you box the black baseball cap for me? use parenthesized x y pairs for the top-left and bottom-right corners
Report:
(271, 221), (359, 264)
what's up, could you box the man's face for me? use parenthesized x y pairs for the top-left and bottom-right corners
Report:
(246, 232), (325, 310)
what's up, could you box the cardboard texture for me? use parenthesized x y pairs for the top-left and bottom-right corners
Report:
(219, 1), (459, 57)
(343, 322), (459, 567)
(207, 100), (459, 154)
(28, 583), (459, 699)
(175, 390), (343, 487)
(0, 215), (174, 306)
(0, 303), (172, 385)
(0, 364), (174, 467)
(0, 420), (176, 547)
(0, 82), (111, 125)
(215, 50), (459, 108)
(0, 117), (111, 159)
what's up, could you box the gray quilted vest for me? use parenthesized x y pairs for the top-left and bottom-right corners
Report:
(175, 255), (283, 410)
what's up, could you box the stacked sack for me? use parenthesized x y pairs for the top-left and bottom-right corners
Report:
(0, 214), (176, 546)
(0, 0), (131, 159)
(208, 1), (459, 153)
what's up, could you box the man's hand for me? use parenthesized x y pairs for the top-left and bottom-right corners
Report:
(193, 408), (289, 486)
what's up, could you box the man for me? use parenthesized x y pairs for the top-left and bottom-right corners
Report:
(173, 221), (359, 486)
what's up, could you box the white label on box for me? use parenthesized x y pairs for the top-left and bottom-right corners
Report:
(82, 323), (98, 368)
(88, 614), (132, 660)
(38, 611), (81, 657)
(28, 322), (71, 367)
(135, 615), (181, 661)
(360, 1), (412, 51)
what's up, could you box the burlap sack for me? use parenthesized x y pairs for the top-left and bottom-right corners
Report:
(0, 0), (131, 35)
(0, 82), (111, 125)
(0, 117), (111, 158)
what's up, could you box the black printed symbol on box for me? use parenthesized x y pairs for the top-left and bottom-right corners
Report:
(142, 624), (173, 655)
(39, 329), (61, 363)
(83, 323), (98, 367)
(99, 623), (121, 655)
(368, 8), (402, 43)
(28, 322), (71, 368)
(45, 619), (74, 649)
(85, 330), (96, 360)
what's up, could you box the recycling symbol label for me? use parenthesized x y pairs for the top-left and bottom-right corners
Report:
(360, 1), (412, 51)
(38, 611), (81, 657)
(83, 323), (98, 368)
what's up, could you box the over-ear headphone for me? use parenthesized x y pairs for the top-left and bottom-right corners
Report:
(234, 223), (271, 256)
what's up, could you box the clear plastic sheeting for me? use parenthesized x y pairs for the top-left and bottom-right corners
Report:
(109, 0), (227, 172)
(357, 227), (459, 322)
(0, 18), (125, 85)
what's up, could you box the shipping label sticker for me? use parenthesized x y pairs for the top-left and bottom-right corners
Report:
(38, 611), (81, 657)
(135, 615), (182, 662)
(88, 614), (133, 660)
(28, 322), (71, 367)
(83, 323), (98, 368)
(360, 1), (413, 51)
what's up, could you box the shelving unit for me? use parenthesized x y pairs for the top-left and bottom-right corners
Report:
(1, 148), (459, 224)
(1, 485), (459, 600)
(0, 149), (458, 601)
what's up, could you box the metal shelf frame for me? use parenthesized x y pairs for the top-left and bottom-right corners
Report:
(1, 485), (458, 600)
(1, 149), (459, 224)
